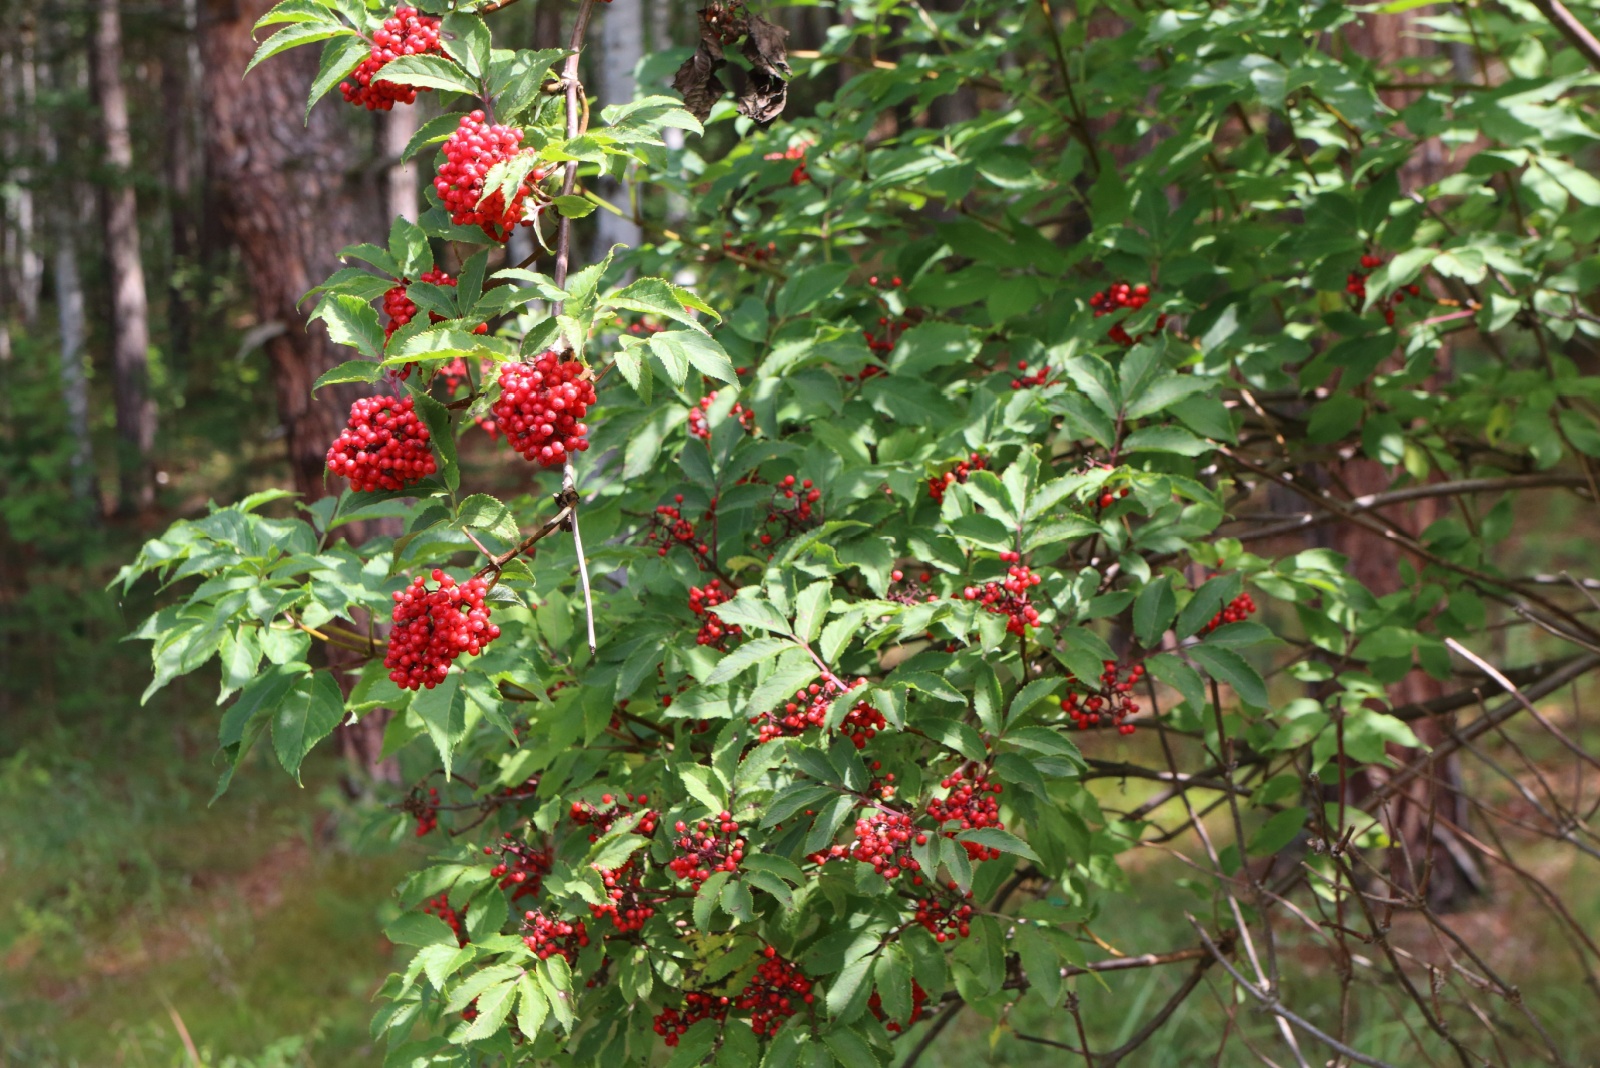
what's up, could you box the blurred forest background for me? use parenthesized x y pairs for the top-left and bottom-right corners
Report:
(4, 0), (1600, 1065)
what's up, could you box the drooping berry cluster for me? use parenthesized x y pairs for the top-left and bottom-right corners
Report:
(1060, 660), (1145, 734)
(486, 833), (553, 901)
(645, 496), (711, 561)
(1091, 281), (1167, 347)
(436, 111), (544, 241)
(928, 453), (986, 503)
(839, 808), (925, 882)
(925, 766), (1004, 861)
(751, 475), (821, 553)
(887, 568), (942, 606)
(1346, 254), (1423, 326)
(667, 811), (744, 887)
(688, 579), (741, 648)
(382, 267), (455, 340)
(407, 785), (440, 836)
(520, 910), (589, 963)
(325, 394), (437, 492)
(569, 793), (659, 842)
(962, 556), (1042, 637)
(1206, 592), (1258, 632)
(422, 893), (468, 945)
(750, 678), (883, 747)
(914, 888), (975, 942)
(384, 570), (500, 690)
(742, 947), (814, 1037)
(340, 6), (443, 111)
(590, 860), (657, 932)
(493, 351), (596, 467)
(869, 980), (929, 1033)
(687, 391), (755, 440)
(861, 274), (907, 355)
(764, 142), (811, 184)
(653, 992), (730, 1046)
(1009, 359), (1055, 390)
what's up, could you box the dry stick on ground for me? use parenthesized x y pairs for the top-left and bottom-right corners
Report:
(549, 0), (600, 655)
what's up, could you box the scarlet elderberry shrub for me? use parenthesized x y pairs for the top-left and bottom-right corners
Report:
(1061, 660), (1146, 734)
(422, 893), (468, 946)
(652, 992), (730, 1046)
(435, 111), (546, 241)
(1345, 253), (1424, 325)
(741, 947), (813, 1037)
(493, 352), (596, 467)
(520, 911), (589, 963)
(914, 887), (977, 942)
(961, 555), (1042, 636)
(687, 579), (740, 647)
(926, 765), (1005, 861)
(325, 394), (437, 492)
(1091, 280), (1167, 346)
(340, 6), (443, 111)
(750, 475), (821, 553)
(644, 496), (711, 561)
(749, 677), (884, 747)
(686, 391), (755, 440)
(384, 570), (500, 690)
(667, 810), (744, 886)
(569, 792), (658, 842)
(928, 452), (986, 503)
(589, 860), (657, 932)
(827, 807), (926, 882)
(869, 979), (929, 1032)
(407, 784), (440, 836)
(487, 834), (553, 901)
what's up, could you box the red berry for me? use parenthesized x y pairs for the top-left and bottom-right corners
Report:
(325, 394), (436, 492)
(493, 352), (596, 467)
(341, 7), (443, 111)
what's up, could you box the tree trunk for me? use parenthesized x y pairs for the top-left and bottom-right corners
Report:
(2, 21), (43, 328)
(383, 106), (420, 224)
(39, 54), (96, 511)
(94, 0), (156, 514)
(161, 0), (202, 370)
(200, 0), (395, 781)
(595, 0), (644, 259)
(199, 0), (383, 501)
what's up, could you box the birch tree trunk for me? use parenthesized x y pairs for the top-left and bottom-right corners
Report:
(94, 0), (156, 514)
(595, 0), (644, 258)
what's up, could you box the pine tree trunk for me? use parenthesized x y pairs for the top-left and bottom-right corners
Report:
(94, 0), (156, 514)
(198, 0), (384, 501)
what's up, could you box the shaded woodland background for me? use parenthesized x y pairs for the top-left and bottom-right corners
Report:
(3, 1), (1600, 1065)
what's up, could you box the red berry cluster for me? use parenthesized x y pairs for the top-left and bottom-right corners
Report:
(325, 394), (437, 492)
(382, 267), (455, 340)
(590, 860), (656, 932)
(1009, 359), (1055, 390)
(1061, 660), (1145, 734)
(520, 910), (589, 963)
(493, 351), (596, 468)
(436, 111), (545, 241)
(925, 766), (1005, 861)
(914, 888), (975, 942)
(1095, 485), (1132, 510)
(750, 678), (883, 748)
(927, 453), (986, 503)
(1091, 281), (1167, 347)
(764, 143), (812, 184)
(839, 808), (925, 882)
(687, 391), (755, 440)
(742, 947), (814, 1037)
(486, 833), (553, 901)
(720, 233), (779, 263)
(667, 810), (744, 887)
(569, 792), (659, 842)
(961, 556), (1042, 637)
(408, 785), (440, 836)
(422, 893), (468, 945)
(751, 475), (821, 553)
(653, 992), (730, 1046)
(869, 980), (929, 1033)
(1206, 592), (1258, 632)
(340, 6), (442, 111)
(645, 496), (711, 561)
(1346, 254), (1423, 326)
(688, 579), (740, 648)
(384, 570), (500, 690)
